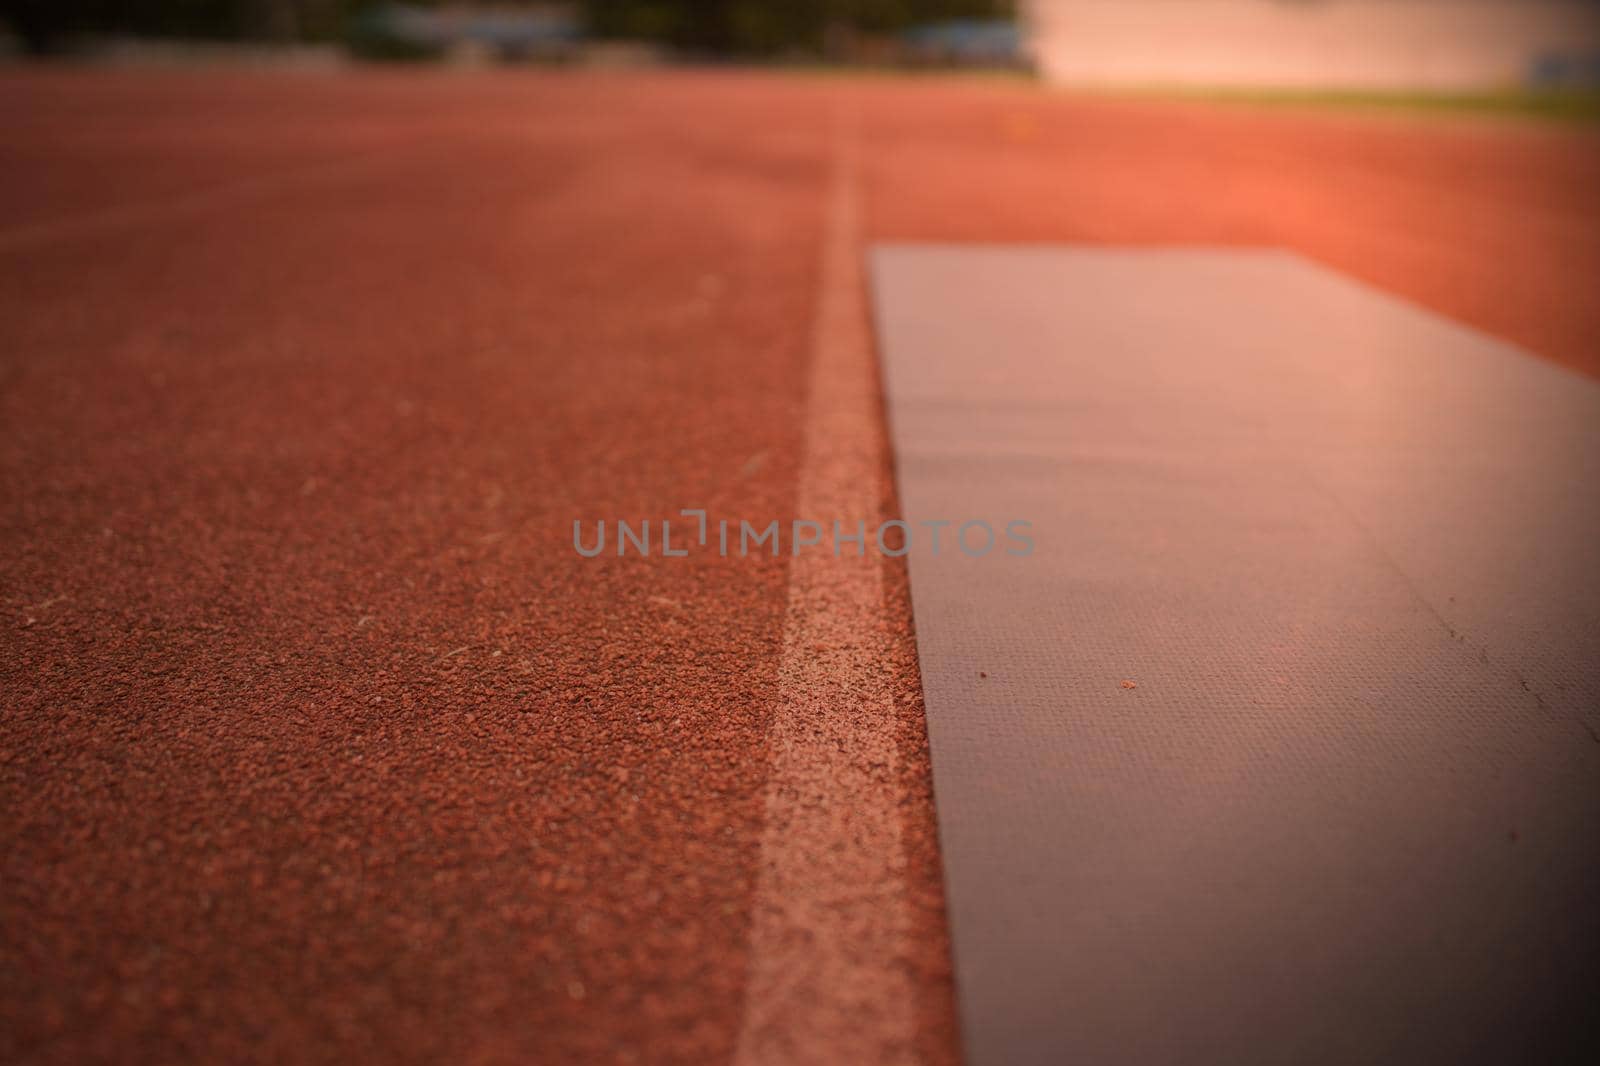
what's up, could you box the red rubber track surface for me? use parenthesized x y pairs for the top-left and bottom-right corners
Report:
(2, 69), (1597, 1065)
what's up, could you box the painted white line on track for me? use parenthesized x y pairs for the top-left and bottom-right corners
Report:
(733, 101), (918, 1066)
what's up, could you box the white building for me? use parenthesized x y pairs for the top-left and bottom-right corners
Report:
(1023, 0), (1600, 91)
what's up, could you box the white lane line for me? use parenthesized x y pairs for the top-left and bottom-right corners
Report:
(733, 102), (918, 1065)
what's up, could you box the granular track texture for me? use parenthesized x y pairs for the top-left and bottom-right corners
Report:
(2, 68), (1596, 1065)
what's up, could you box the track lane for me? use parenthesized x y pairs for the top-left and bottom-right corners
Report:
(4, 68), (1597, 1065)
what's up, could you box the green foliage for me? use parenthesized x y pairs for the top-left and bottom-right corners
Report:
(583, 1), (1014, 54)
(343, 4), (444, 60)
(0, 0), (1014, 54)
(1162, 85), (1600, 123)
(1, 2), (372, 49)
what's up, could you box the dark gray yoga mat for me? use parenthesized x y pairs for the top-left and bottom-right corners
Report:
(870, 246), (1599, 1066)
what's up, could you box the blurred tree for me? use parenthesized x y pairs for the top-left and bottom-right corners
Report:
(582, 0), (1013, 55)
(0, 0), (1013, 55)
(0, 0), (370, 50)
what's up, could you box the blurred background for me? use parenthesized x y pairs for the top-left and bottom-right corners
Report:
(0, 1), (1024, 69)
(3, 1), (1598, 94)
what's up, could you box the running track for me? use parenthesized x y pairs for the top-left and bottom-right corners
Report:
(3, 69), (1598, 1064)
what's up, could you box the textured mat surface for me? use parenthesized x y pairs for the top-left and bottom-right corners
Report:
(870, 246), (1600, 1066)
